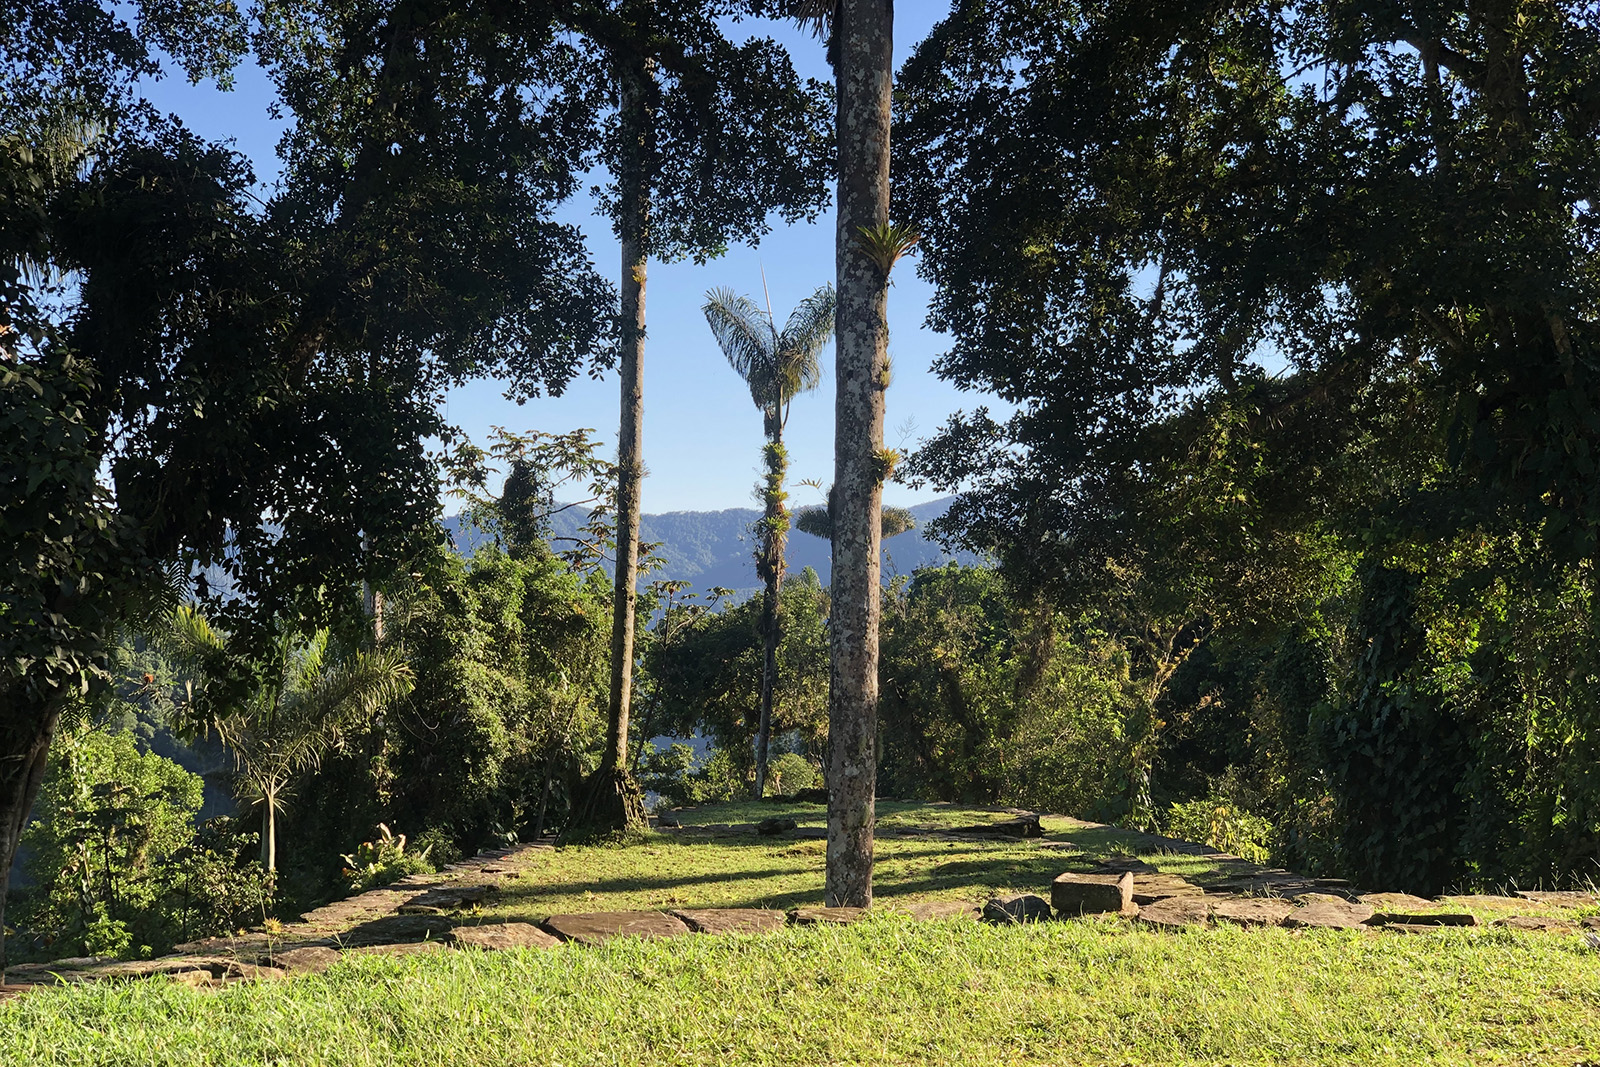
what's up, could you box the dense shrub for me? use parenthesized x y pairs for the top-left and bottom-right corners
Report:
(17, 726), (270, 958)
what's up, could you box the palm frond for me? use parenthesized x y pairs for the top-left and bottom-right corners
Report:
(882, 506), (917, 539)
(704, 287), (779, 407)
(778, 284), (834, 399)
(274, 648), (413, 776)
(788, 0), (835, 37)
(293, 628), (330, 696)
(794, 506), (832, 540)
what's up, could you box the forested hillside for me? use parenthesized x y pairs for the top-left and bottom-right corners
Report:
(446, 497), (976, 597)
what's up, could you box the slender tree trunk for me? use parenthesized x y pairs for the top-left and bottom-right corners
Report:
(753, 419), (788, 799)
(574, 47), (651, 836)
(826, 0), (893, 909)
(0, 700), (62, 975)
(261, 792), (277, 873)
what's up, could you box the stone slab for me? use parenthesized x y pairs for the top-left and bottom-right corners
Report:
(670, 909), (789, 935)
(1367, 912), (1477, 928)
(1358, 892), (1436, 911)
(983, 894), (1054, 924)
(337, 914), (455, 947)
(267, 946), (342, 974)
(1283, 894), (1375, 929)
(404, 885), (491, 911)
(950, 815), (1043, 838)
(449, 923), (563, 950)
(896, 900), (982, 923)
(1210, 897), (1296, 927)
(789, 906), (869, 926)
(542, 911), (691, 945)
(345, 941), (450, 957)
(1516, 890), (1598, 907)
(1129, 874), (1205, 905)
(1135, 897), (1211, 928)
(1493, 915), (1578, 933)
(1051, 872), (1133, 916)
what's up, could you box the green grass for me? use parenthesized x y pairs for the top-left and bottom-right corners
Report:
(5, 919), (1598, 1066)
(465, 807), (1237, 924)
(8, 801), (1599, 1065)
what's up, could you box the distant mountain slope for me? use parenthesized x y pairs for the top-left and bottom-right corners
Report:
(444, 497), (980, 597)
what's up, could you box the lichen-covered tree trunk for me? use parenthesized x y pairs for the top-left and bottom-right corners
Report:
(826, 0), (893, 909)
(0, 699), (61, 974)
(576, 49), (651, 836)
(753, 419), (789, 799)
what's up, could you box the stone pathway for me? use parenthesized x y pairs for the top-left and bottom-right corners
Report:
(5, 812), (1597, 1001)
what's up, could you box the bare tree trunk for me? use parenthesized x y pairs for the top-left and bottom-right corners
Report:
(826, 0), (893, 909)
(575, 47), (651, 836)
(0, 700), (61, 975)
(753, 420), (789, 799)
(261, 793), (277, 873)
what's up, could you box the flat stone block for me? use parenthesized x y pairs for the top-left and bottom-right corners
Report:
(1358, 892), (1436, 911)
(951, 815), (1042, 838)
(789, 906), (868, 926)
(1493, 915), (1577, 933)
(267, 946), (342, 974)
(404, 885), (491, 911)
(1051, 872), (1133, 916)
(1129, 874), (1204, 905)
(338, 914), (455, 946)
(449, 923), (562, 951)
(346, 941), (450, 957)
(1135, 896), (1210, 929)
(1516, 890), (1598, 907)
(1210, 897), (1296, 927)
(1367, 912), (1476, 927)
(671, 909), (789, 935)
(1283, 895), (1374, 929)
(542, 911), (691, 945)
(983, 894), (1053, 924)
(897, 900), (982, 923)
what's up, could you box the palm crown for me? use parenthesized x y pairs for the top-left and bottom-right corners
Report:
(703, 284), (835, 427)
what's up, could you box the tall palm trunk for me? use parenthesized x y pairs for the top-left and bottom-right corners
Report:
(0, 700), (62, 974)
(753, 410), (789, 798)
(826, 0), (892, 908)
(577, 46), (651, 835)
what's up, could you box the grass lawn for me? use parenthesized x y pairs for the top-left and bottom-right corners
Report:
(5, 801), (1598, 1066)
(5, 920), (1598, 1066)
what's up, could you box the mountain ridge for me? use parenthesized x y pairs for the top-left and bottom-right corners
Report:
(445, 496), (978, 597)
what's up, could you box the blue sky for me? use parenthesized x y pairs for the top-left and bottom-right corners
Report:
(136, 5), (987, 514)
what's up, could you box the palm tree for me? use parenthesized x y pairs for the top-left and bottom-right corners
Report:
(704, 282), (835, 799)
(793, 489), (915, 544)
(169, 608), (412, 872)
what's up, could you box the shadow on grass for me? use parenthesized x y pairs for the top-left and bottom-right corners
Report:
(490, 840), (1096, 916)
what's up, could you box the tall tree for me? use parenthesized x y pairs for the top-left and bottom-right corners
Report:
(549, 2), (832, 836)
(897, 0), (1600, 887)
(825, 0), (896, 908)
(704, 283), (833, 798)
(1, 0), (617, 970)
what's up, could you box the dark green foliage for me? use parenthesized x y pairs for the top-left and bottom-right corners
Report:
(645, 572), (830, 783)
(878, 564), (1128, 819)
(1319, 565), (1470, 896)
(16, 726), (269, 959)
(286, 540), (612, 887)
